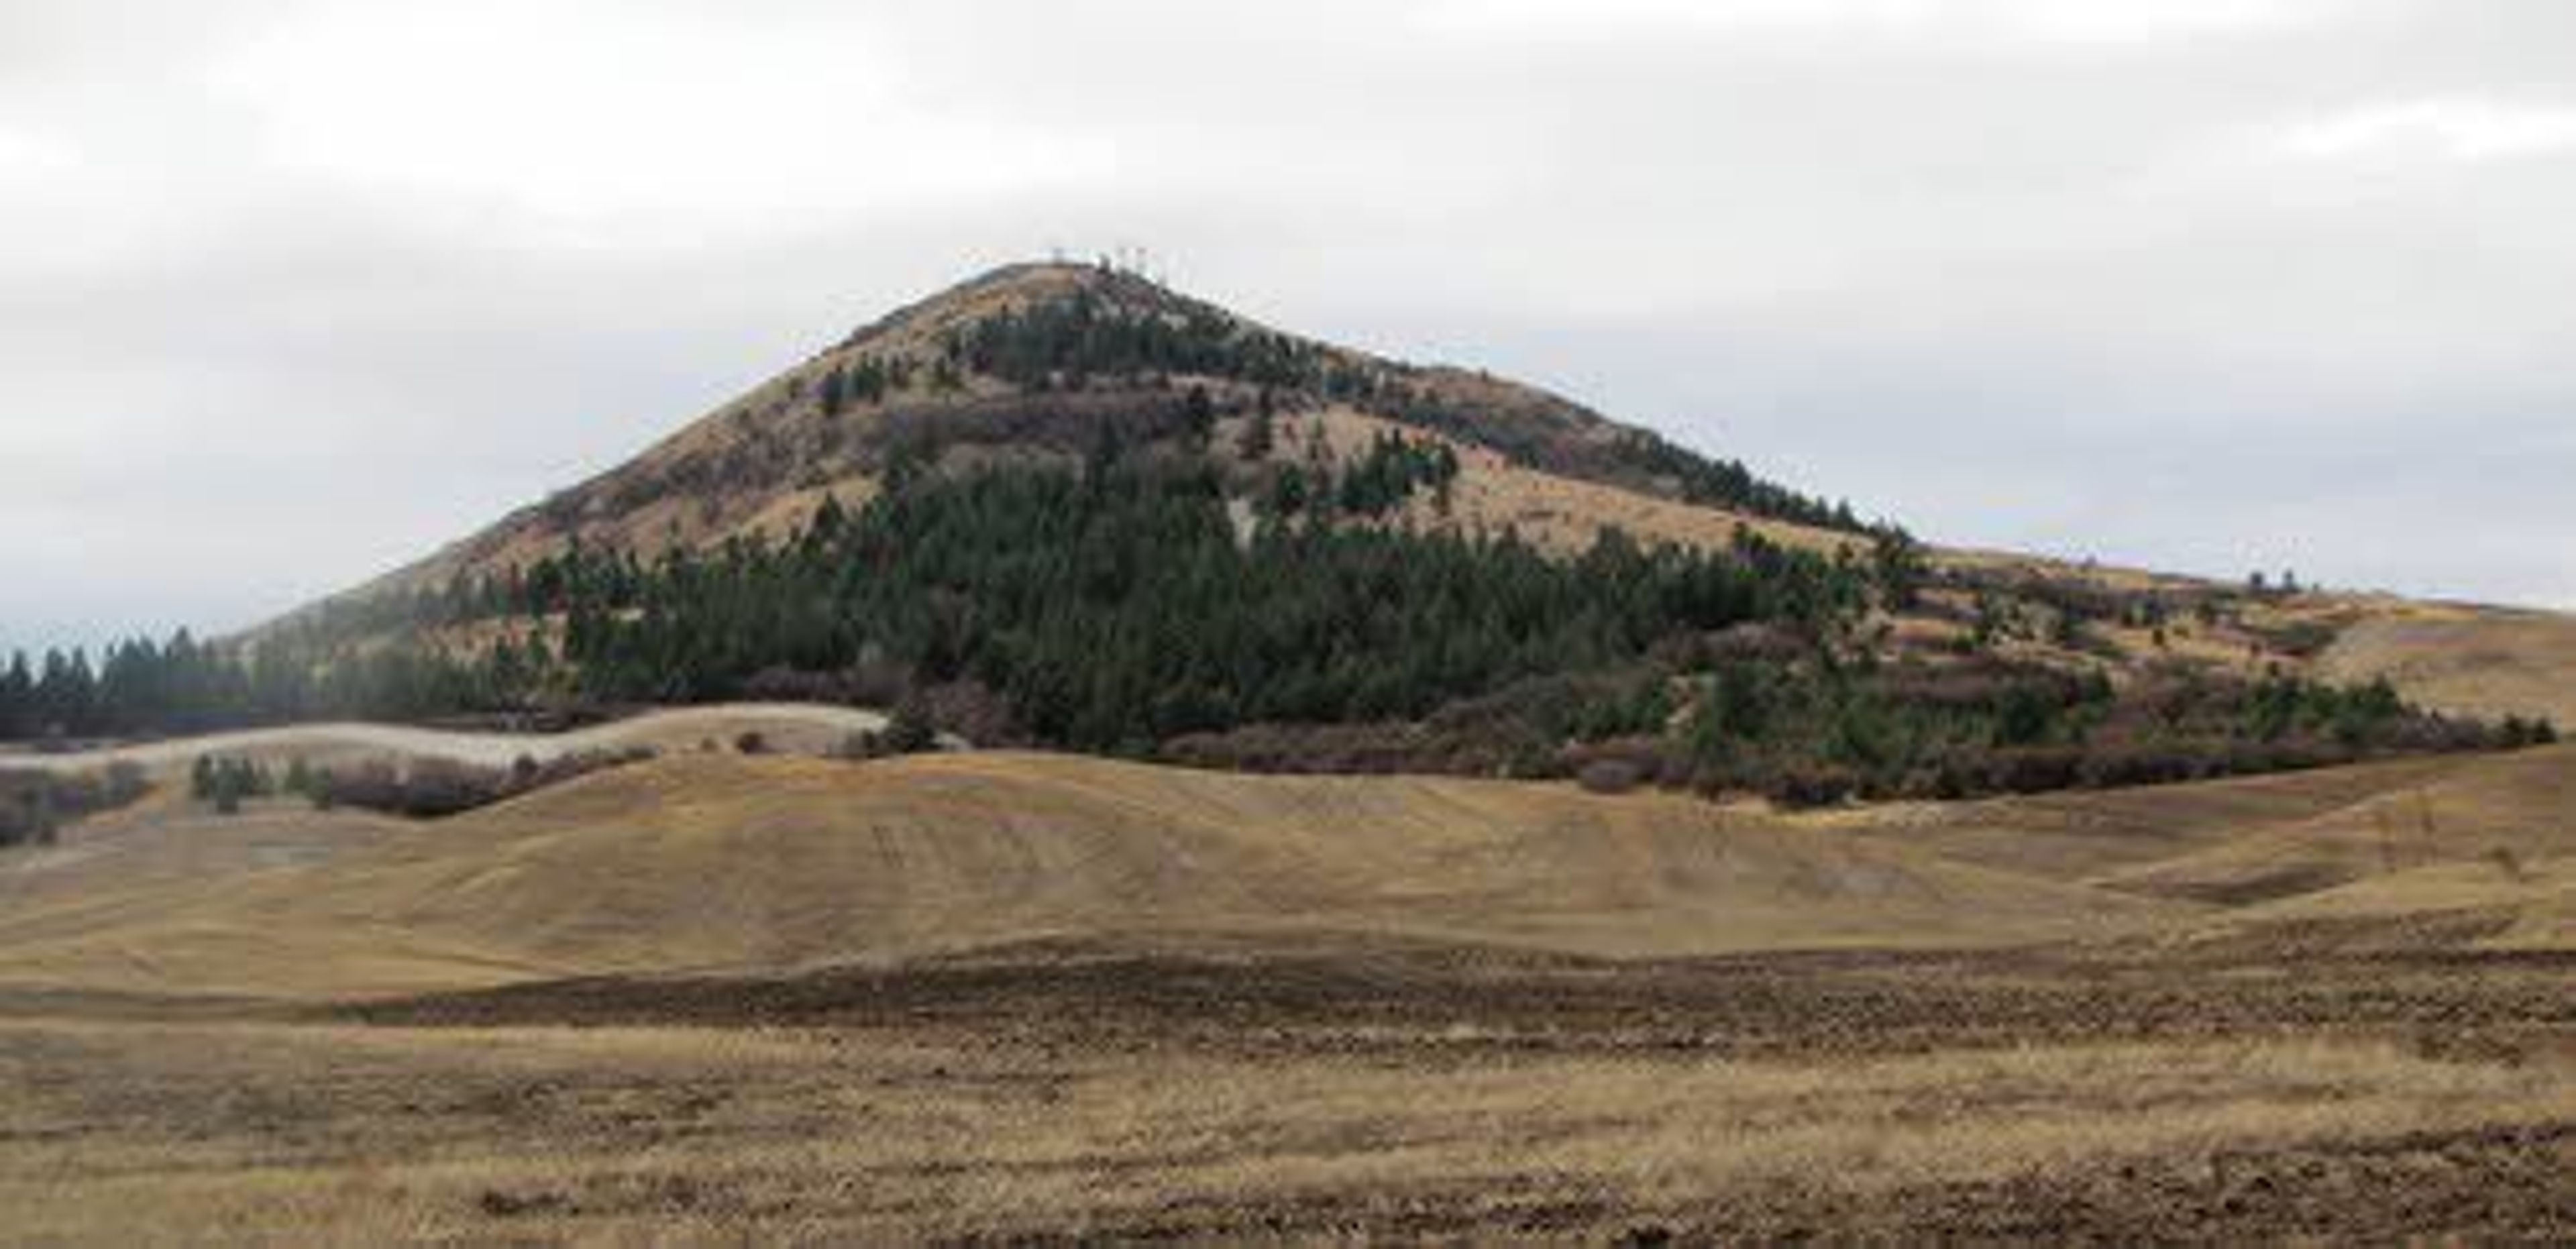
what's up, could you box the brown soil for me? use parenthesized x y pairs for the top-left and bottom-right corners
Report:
(346, 926), (2576, 1066)
(5, 927), (2567, 1244)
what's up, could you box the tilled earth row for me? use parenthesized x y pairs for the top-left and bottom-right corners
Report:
(348, 927), (2576, 1065)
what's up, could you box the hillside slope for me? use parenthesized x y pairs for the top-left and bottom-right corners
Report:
(0, 751), (2184, 999)
(1839, 743), (2575, 927)
(316, 262), (1862, 613)
(2318, 602), (2576, 726)
(7, 741), (2572, 1004)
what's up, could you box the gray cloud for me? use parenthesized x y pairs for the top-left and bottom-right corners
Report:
(4, 0), (2573, 653)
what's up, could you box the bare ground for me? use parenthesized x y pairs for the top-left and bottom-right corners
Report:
(345, 923), (2575, 1064)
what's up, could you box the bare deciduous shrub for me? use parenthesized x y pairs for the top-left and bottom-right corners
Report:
(311, 747), (654, 819)
(1576, 758), (1645, 795)
(0, 763), (149, 845)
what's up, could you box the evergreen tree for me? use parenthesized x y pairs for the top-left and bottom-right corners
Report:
(818, 365), (847, 417)
(1868, 528), (1927, 611)
(883, 702), (938, 755)
(1181, 384), (1216, 446)
(0, 652), (31, 740)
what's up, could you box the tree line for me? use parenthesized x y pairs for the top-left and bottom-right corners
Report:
(0, 631), (515, 744)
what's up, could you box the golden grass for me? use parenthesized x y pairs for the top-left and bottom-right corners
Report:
(0, 751), (2190, 1000)
(1829, 742), (2576, 924)
(2094, 744), (2576, 904)
(2239, 855), (2576, 948)
(1, 1015), (2559, 1244)
(12, 739), (2576, 1001)
(1285, 406), (1861, 556)
(2320, 603), (2576, 726)
(1803, 744), (2576, 967)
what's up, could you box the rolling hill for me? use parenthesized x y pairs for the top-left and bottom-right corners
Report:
(3, 740), (2566, 1005)
(2318, 600), (2576, 726)
(0, 750), (2186, 999)
(1839, 741), (2576, 944)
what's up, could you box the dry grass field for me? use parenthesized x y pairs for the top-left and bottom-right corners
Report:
(3, 1003), (2565, 1243)
(1, 740), (2569, 1241)
(0, 752), (2179, 999)
(2321, 602), (2576, 726)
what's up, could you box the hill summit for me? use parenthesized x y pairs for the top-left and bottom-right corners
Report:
(358, 260), (1866, 602)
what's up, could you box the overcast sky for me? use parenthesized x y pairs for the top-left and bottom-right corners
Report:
(5, 0), (2573, 653)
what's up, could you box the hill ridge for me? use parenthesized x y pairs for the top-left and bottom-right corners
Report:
(280, 258), (1864, 627)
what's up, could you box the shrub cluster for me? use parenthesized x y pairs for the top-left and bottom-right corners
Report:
(0, 763), (148, 847)
(303, 747), (655, 819)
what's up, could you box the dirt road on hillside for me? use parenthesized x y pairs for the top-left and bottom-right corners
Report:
(0, 703), (890, 773)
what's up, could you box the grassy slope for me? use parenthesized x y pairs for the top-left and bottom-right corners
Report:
(6, 741), (2573, 1003)
(2318, 602), (2576, 726)
(0, 751), (2187, 999)
(2094, 744), (2575, 893)
(1835, 743), (2576, 945)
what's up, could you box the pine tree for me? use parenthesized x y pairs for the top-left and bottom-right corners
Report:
(1869, 528), (1926, 611)
(884, 702), (938, 755)
(818, 365), (847, 417)
(1182, 384), (1216, 446)
(0, 651), (31, 740)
